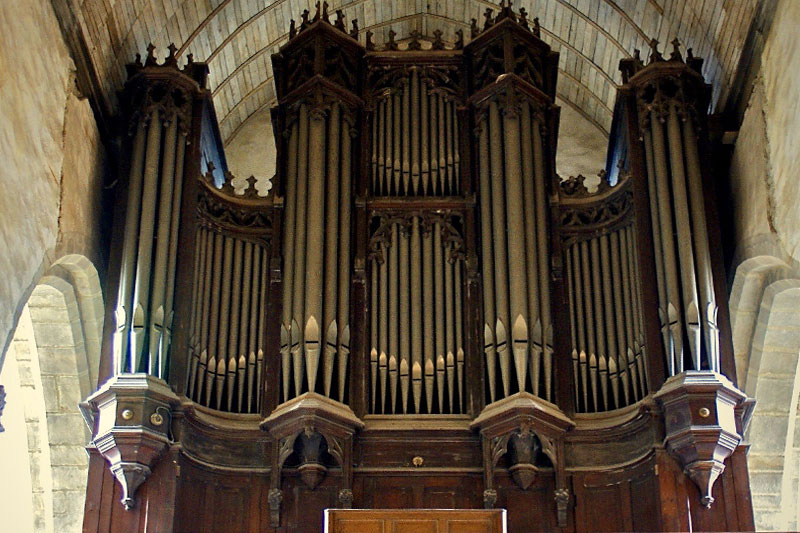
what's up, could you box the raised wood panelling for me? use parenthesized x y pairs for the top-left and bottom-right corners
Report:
(325, 509), (506, 533)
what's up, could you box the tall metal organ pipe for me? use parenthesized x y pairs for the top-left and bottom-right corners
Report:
(371, 79), (460, 196)
(113, 103), (188, 380)
(635, 77), (721, 376)
(476, 97), (552, 402)
(368, 215), (467, 414)
(280, 100), (355, 403)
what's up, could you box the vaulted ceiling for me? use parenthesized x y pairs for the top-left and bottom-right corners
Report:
(65, 0), (759, 147)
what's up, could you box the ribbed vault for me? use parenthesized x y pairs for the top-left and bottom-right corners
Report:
(67, 0), (758, 150)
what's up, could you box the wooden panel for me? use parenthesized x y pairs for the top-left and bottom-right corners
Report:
(325, 510), (505, 533)
(335, 519), (386, 533)
(358, 473), (482, 510)
(493, 472), (555, 533)
(286, 478), (341, 532)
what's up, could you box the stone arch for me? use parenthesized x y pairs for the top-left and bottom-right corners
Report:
(0, 254), (103, 533)
(740, 277), (800, 531)
(729, 255), (792, 387)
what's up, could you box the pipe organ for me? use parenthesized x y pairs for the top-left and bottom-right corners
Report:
(82, 4), (755, 533)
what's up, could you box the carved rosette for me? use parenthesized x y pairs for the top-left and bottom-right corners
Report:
(654, 371), (751, 507)
(471, 392), (574, 527)
(82, 374), (180, 510)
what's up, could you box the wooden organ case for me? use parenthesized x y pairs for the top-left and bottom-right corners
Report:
(81, 4), (756, 532)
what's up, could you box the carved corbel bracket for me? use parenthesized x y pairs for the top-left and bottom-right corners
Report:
(260, 393), (364, 527)
(654, 370), (750, 508)
(82, 373), (180, 510)
(471, 392), (574, 527)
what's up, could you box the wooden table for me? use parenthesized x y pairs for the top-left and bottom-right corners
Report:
(324, 509), (507, 533)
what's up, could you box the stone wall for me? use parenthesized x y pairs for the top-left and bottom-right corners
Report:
(0, 0), (107, 364)
(729, 0), (800, 268)
(727, 1), (800, 529)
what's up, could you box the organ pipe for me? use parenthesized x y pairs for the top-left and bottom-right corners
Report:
(371, 79), (460, 196)
(113, 65), (197, 382)
(477, 94), (553, 403)
(626, 45), (722, 377)
(279, 97), (355, 404)
(561, 178), (649, 412)
(368, 215), (467, 414)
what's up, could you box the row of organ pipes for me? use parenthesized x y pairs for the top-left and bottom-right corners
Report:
(639, 98), (719, 375)
(368, 216), (466, 414)
(114, 106), (187, 379)
(186, 223), (267, 413)
(280, 102), (353, 403)
(564, 223), (648, 413)
(477, 98), (552, 404)
(115, 37), (722, 419)
(371, 70), (461, 196)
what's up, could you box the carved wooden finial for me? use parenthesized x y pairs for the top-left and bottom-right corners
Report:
(366, 30), (375, 51)
(519, 7), (529, 29)
(246, 175), (258, 196)
(649, 38), (663, 62)
(165, 43), (178, 67)
(670, 37), (683, 61)
(134, 53), (143, 67)
(432, 29), (445, 50)
(350, 19), (359, 38)
(533, 17), (541, 38)
(300, 9), (310, 29)
(334, 10), (345, 31)
(313, 1), (321, 22)
(181, 53), (194, 73)
(470, 18), (480, 38)
(386, 28), (398, 50)
(454, 29), (464, 49)
(483, 8), (494, 30)
(289, 19), (297, 38)
(322, 1), (330, 23)
(497, 0), (515, 21)
(145, 43), (157, 66)
(408, 29), (423, 50)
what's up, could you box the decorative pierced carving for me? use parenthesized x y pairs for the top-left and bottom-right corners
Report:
(368, 64), (461, 99)
(558, 181), (633, 241)
(123, 47), (197, 135)
(368, 212), (465, 264)
(324, 43), (359, 90)
(196, 190), (272, 234)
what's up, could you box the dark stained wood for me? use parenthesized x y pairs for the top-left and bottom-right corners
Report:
(731, 446), (756, 531)
(325, 509), (505, 533)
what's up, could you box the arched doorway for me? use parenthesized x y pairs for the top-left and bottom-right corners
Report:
(0, 255), (103, 532)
